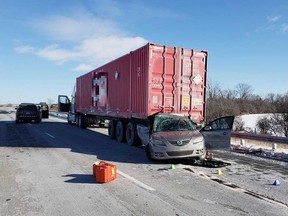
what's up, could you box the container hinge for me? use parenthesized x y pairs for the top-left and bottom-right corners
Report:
(154, 105), (175, 111)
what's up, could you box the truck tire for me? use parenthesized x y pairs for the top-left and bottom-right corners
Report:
(116, 121), (126, 143)
(126, 122), (135, 146)
(108, 120), (116, 139)
(76, 114), (80, 127)
(79, 114), (86, 129)
(67, 113), (72, 124)
(126, 122), (141, 146)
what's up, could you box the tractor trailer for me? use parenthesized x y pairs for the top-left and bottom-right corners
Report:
(58, 43), (209, 160)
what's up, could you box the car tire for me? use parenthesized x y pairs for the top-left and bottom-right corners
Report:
(145, 144), (156, 161)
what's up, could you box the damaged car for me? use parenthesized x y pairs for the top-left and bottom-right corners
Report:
(137, 114), (234, 162)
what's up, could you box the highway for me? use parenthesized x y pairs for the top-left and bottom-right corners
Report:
(0, 108), (287, 216)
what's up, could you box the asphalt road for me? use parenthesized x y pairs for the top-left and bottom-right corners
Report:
(0, 109), (287, 216)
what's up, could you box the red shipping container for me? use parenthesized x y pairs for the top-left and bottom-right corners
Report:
(93, 161), (117, 183)
(75, 43), (207, 123)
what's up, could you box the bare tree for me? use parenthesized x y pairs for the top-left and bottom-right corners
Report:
(233, 116), (245, 131)
(206, 98), (240, 123)
(235, 83), (253, 100)
(206, 81), (287, 137)
(207, 80), (222, 99)
(256, 92), (288, 137)
(222, 89), (237, 100)
(256, 117), (272, 135)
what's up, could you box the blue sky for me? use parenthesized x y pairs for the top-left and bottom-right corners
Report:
(1, 0), (287, 104)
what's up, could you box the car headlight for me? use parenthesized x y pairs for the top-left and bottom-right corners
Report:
(151, 139), (166, 147)
(193, 137), (204, 145)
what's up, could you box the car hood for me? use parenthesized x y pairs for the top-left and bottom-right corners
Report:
(151, 130), (202, 141)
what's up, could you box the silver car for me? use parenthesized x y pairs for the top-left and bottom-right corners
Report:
(145, 113), (206, 161)
(138, 114), (235, 162)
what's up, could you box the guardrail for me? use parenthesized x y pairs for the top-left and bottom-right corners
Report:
(49, 111), (68, 119)
(231, 132), (288, 150)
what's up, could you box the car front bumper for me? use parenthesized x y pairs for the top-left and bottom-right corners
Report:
(149, 142), (206, 160)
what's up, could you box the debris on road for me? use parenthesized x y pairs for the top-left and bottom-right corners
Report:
(169, 164), (176, 170)
(273, 180), (281, 186)
(231, 144), (288, 162)
(194, 151), (232, 168)
(216, 169), (223, 175)
(93, 161), (117, 183)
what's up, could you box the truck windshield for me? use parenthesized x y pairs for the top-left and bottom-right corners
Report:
(153, 115), (197, 132)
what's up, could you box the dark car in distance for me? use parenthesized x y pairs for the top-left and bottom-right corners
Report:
(37, 102), (49, 118)
(16, 104), (42, 123)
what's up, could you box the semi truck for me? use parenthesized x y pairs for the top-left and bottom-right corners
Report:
(58, 43), (233, 161)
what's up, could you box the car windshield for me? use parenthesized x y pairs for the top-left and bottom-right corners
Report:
(152, 115), (197, 132)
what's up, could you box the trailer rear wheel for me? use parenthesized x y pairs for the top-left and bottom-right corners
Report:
(116, 121), (126, 143)
(79, 114), (86, 128)
(108, 120), (116, 139)
(126, 122), (135, 146)
(76, 114), (86, 129)
(76, 114), (80, 127)
(126, 122), (141, 146)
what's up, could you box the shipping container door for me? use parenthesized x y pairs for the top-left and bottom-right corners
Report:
(180, 49), (207, 123)
(148, 45), (207, 122)
(149, 45), (179, 115)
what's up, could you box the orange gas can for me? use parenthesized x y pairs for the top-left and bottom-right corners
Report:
(93, 161), (117, 183)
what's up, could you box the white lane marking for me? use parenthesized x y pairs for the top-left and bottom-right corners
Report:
(45, 133), (55, 138)
(117, 170), (155, 192)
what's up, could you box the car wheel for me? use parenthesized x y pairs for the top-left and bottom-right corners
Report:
(145, 144), (156, 161)
(199, 147), (207, 161)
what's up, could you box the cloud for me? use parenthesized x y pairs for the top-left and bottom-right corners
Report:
(267, 15), (281, 22)
(76, 35), (147, 64)
(36, 44), (77, 64)
(282, 24), (288, 32)
(19, 35), (147, 65)
(18, 8), (148, 66)
(14, 45), (35, 53)
(31, 14), (121, 41)
(73, 64), (94, 72)
(265, 15), (288, 34)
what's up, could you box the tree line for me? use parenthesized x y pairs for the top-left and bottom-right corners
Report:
(206, 81), (288, 137)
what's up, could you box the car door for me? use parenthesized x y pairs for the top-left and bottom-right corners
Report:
(200, 116), (235, 149)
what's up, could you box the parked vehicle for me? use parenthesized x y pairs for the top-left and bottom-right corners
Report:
(37, 102), (49, 118)
(58, 42), (234, 161)
(16, 103), (42, 123)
